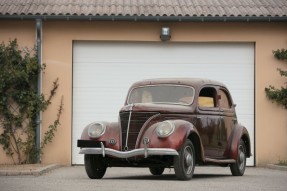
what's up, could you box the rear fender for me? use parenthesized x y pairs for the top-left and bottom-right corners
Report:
(80, 122), (121, 150)
(224, 124), (251, 160)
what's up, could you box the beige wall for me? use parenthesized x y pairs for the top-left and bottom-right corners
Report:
(1, 20), (287, 166)
(0, 20), (36, 164)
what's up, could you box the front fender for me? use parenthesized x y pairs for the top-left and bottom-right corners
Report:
(137, 120), (197, 151)
(80, 121), (121, 150)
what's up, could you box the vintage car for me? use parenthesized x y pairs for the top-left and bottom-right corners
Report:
(77, 78), (251, 180)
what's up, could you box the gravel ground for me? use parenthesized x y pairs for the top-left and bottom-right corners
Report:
(0, 166), (287, 191)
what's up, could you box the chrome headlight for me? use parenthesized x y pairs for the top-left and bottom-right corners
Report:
(88, 122), (106, 138)
(156, 121), (175, 138)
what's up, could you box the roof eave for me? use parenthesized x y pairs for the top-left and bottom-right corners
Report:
(0, 15), (287, 22)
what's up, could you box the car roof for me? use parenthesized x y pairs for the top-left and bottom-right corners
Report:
(130, 78), (227, 90)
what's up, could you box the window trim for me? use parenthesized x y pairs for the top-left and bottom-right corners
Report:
(198, 86), (219, 111)
(127, 84), (196, 106)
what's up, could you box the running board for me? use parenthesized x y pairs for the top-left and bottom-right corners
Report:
(205, 158), (236, 164)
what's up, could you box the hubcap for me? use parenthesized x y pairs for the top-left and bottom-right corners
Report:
(238, 145), (245, 170)
(183, 146), (193, 175)
(185, 153), (192, 166)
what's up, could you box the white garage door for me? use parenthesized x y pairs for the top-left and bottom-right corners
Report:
(72, 42), (254, 166)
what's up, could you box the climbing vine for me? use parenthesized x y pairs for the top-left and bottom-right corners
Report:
(265, 49), (287, 108)
(0, 39), (63, 164)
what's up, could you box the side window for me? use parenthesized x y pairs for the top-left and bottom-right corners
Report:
(198, 87), (217, 108)
(218, 89), (232, 109)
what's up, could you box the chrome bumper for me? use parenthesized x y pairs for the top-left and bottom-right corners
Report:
(79, 142), (178, 158)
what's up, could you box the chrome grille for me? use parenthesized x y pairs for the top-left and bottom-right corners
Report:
(120, 112), (158, 151)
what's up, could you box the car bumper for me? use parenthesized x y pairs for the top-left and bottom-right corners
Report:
(79, 142), (179, 159)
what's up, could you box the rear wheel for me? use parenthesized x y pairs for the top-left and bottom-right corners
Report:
(149, 167), (165, 175)
(84, 154), (107, 179)
(174, 139), (195, 180)
(230, 139), (246, 176)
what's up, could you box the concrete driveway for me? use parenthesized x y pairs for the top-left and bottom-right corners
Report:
(0, 166), (286, 191)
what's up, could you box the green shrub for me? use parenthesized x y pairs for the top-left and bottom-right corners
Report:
(0, 39), (63, 164)
(265, 49), (287, 108)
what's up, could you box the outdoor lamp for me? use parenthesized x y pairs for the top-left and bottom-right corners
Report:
(160, 27), (171, 41)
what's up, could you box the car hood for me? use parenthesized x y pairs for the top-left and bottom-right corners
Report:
(120, 103), (195, 114)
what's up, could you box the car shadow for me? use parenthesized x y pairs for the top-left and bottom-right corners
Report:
(104, 173), (231, 181)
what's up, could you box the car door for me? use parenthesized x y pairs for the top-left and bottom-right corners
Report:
(217, 88), (236, 157)
(196, 86), (222, 158)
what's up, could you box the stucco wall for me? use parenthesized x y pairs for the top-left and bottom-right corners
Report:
(0, 20), (36, 164)
(1, 20), (287, 166)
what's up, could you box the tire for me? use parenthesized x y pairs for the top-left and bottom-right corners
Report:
(174, 139), (195, 180)
(230, 139), (246, 176)
(149, 167), (165, 175)
(84, 154), (107, 179)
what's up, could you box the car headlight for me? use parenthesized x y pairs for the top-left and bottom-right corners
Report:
(156, 121), (175, 138)
(88, 122), (106, 138)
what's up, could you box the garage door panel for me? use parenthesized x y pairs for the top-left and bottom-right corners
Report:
(74, 43), (253, 62)
(72, 42), (255, 166)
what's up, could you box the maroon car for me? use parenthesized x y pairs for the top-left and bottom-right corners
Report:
(77, 78), (251, 180)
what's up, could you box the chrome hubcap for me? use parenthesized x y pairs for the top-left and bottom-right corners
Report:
(184, 146), (193, 175)
(238, 145), (245, 170)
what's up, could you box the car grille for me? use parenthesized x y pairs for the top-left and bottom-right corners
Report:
(120, 112), (158, 151)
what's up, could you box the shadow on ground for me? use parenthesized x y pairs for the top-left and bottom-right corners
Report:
(103, 173), (231, 181)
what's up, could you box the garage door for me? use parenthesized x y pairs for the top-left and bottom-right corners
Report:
(72, 42), (254, 166)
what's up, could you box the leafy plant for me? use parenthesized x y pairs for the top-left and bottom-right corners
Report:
(278, 159), (287, 166)
(0, 39), (63, 164)
(265, 49), (287, 108)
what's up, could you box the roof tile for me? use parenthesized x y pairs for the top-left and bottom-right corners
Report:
(0, 0), (286, 18)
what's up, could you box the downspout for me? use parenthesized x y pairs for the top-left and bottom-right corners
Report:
(36, 19), (42, 163)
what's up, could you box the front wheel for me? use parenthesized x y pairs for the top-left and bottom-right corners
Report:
(230, 139), (246, 176)
(84, 154), (107, 179)
(174, 139), (195, 180)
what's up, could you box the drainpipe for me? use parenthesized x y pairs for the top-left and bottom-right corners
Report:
(36, 19), (42, 163)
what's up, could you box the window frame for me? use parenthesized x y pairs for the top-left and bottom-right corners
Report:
(218, 87), (235, 113)
(198, 86), (219, 112)
(127, 84), (196, 106)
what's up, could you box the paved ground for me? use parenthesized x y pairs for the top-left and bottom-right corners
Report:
(0, 164), (60, 176)
(0, 166), (286, 191)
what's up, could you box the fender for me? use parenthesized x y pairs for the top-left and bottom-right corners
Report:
(137, 119), (203, 154)
(80, 122), (121, 151)
(224, 124), (251, 160)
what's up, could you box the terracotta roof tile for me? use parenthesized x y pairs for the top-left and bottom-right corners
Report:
(0, 0), (286, 18)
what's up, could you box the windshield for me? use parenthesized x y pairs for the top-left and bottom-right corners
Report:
(128, 85), (195, 105)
